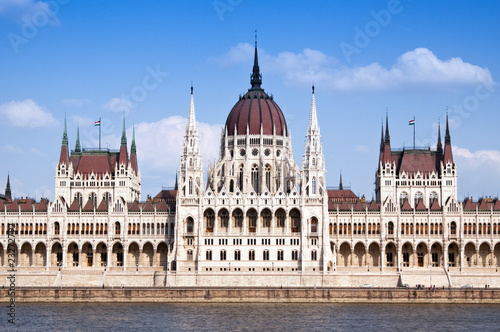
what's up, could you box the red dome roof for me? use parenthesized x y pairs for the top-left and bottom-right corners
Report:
(225, 42), (287, 136)
(225, 89), (287, 136)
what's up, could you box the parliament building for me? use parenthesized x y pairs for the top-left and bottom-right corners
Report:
(1, 44), (499, 288)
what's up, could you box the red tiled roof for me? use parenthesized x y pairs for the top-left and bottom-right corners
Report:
(478, 199), (490, 211)
(118, 146), (128, 166)
(462, 199), (474, 211)
(401, 200), (412, 211)
(128, 201), (140, 212)
(493, 199), (500, 211)
(82, 198), (94, 211)
(6, 201), (18, 212)
(339, 200), (350, 211)
(225, 89), (287, 136)
(142, 200), (154, 212)
(156, 200), (169, 212)
(353, 200), (364, 211)
(415, 199), (427, 211)
(368, 200), (380, 211)
(155, 190), (178, 201)
(97, 199), (108, 212)
(328, 189), (358, 199)
(430, 200), (441, 211)
(69, 199), (80, 211)
(394, 150), (439, 175)
(20, 200), (33, 212)
(76, 155), (112, 175)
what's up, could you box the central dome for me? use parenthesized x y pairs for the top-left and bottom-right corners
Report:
(224, 43), (288, 136)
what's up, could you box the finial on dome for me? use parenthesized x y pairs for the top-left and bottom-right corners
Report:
(312, 84), (315, 94)
(191, 82), (193, 95)
(250, 30), (262, 90)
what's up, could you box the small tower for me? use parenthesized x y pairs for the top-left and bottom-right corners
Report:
(179, 85), (204, 198)
(301, 85), (326, 197)
(5, 173), (12, 201)
(55, 116), (71, 203)
(75, 123), (81, 153)
(375, 112), (396, 204)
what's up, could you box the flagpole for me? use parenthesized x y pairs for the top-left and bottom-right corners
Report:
(99, 117), (101, 151)
(413, 116), (415, 149)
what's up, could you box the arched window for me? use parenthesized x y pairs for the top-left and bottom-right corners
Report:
(414, 192), (423, 207)
(290, 209), (301, 233)
(115, 222), (120, 235)
(89, 192), (97, 206)
(262, 209), (271, 228)
(312, 177), (316, 194)
(75, 192), (83, 206)
(219, 209), (229, 228)
(251, 164), (259, 193)
(248, 209), (257, 232)
(220, 250), (227, 260)
(234, 250), (241, 261)
(311, 217), (318, 233)
(103, 192), (111, 203)
(204, 210), (215, 232)
(311, 250), (317, 261)
(239, 165), (244, 191)
(188, 177), (193, 195)
(276, 209), (285, 228)
(400, 192), (408, 207)
(292, 250), (298, 260)
(206, 250), (212, 260)
(54, 222), (60, 235)
(233, 209), (243, 228)
(187, 250), (193, 261)
(277, 250), (284, 261)
(265, 164), (271, 191)
(429, 192), (438, 206)
(229, 180), (234, 193)
(388, 221), (394, 235)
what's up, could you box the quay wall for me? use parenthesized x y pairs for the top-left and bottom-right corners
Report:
(1, 287), (500, 303)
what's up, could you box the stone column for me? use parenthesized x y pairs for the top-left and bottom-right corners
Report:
(46, 248), (50, 271)
(350, 244), (353, 267)
(443, 245), (448, 269)
(475, 247), (479, 267)
(397, 246), (402, 271)
(380, 246), (385, 272)
(62, 245), (67, 268)
(31, 248), (35, 267)
(428, 249), (432, 268)
(139, 249), (143, 267)
(413, 245), (417, 268)
(107, 247), (111, 269)
(490, 250), (494, 267)
(123, 244), (127, 271)
(92, 249), (96, 267)
(459, 245), (464, 271)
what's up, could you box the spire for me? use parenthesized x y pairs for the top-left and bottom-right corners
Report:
(445, 112), (451, 145)
(384, 110), (390, 144)
(250, 30), (262, 90)
(436, 119), (442, 153)
(187, 84), (197, 130)
(131, 125), (136, 154)
(62, 115), (68, 147)
(5, 173), (12, 199)
(121, 115), (127, 146)
(308, 84), (319, 131)
(444, 112), (453, 164)
(174, 172), (178, 191)
(75, 123), (81, 153)
(339, 171), (343, 190)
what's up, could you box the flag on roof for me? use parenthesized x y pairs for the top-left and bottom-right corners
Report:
(94, 120), (101, 126)
(409, 119), (415, 125)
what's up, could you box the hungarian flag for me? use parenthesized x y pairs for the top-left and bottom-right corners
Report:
(94, 120), (101, 126)
(408, 119), (415, 125)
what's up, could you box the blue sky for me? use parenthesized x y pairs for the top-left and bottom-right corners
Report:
(1, 0), (500, 201)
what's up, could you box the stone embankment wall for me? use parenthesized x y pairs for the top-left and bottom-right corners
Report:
(1, 287), (499, 303)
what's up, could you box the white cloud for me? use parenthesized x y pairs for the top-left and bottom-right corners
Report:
(0, 99), (57, 128)
(134, 116), (222, 173)
(214, 44), (494, 90)
(62, 98), (92, 107)
(454, 146), (500, 167)
(70, 115), (94, 128)
(0, 0), (60, 25)
(102, 97), (133, 112)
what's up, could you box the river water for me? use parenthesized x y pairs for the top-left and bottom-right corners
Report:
(7, 302), (500, 331)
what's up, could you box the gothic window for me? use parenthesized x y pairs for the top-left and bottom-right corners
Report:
(233, 209), (243, 228)
(219, 209), (229, 228)
(249, 250), (255, 261)
(115, 222), (120, 235)
(220, 250), (227, 260)
(234, 250), (241, 261)
(311, 217), (318, 233)
(251, 164), (259, 193)
(103, 192), (111, 204)
(265, 164), (271, 191)
(239, 165), (244, 190)
(388, 221), (394, 235)
(75, 192), (83, 207)
(248, 209), (257, 232)
(229, 180), (234, 193)
(89, 192), (97, 207)
(429, 192), (438, 206)
(312, 177), (316, 194)
(188, 177), (193, 195)
(414, 192), (423, 207)
(187, 250), (193, 261)
(311, 250), (317, 261)
(292, 250), (298, 260)
(450, 221), (456, 235)
(290, 209), (300, 233)
(312, 158), (315, 166)
(262, 209), (271, 228)
(277, 250), (284, 261)
(189, 158), (193, 166)
(400, 192), (408, 207)
(276, 209), (285, 228)
(263, 250), (269, 261)
(54, 222), (60, 235)
(204, 209), (215, 232)
(206, 250), (212, 260)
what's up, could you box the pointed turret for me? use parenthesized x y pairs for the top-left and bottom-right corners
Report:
(59, 116), (69, 166)
(250, 31), (262, 90)
(75, 123), (81, 153)
(436, 120), (443, 153)
(380, 121), (384, 152)
(187, 85), (197, 132)
(5, 173), (12, 200)
(174, 172), (178, 191)
(119, 116), (128, 166)
(444, 113), (453, 164)
(130, 125), (138, 172)
(308, 85), (319, 133)
(339, 171), (343, 191)
(383, 112), (392, 165)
